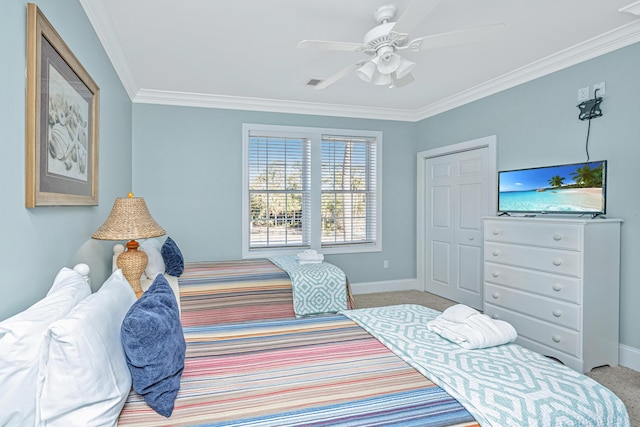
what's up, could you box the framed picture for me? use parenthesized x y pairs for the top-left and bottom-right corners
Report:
(25, 3), (100, 207)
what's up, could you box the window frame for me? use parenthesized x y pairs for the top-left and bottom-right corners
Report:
(242, 123), (382, 258)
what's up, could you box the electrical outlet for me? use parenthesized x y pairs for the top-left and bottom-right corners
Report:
(578, 86), (589, 102)
(593, 81), (606, 97)
(383, 260), (389, 269)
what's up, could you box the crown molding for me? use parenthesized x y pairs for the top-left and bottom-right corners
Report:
(82, 1), (640, 123)
(415, 19), (640, 120)
(79, 0), (138, 99)
(620, 1), (640, 16)
(133, 89), (419, 122)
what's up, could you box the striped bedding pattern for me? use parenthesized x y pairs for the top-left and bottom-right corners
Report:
(178, 259), (296, 327)
(118, 314), (478, 426)
(178, 259), (354, 327)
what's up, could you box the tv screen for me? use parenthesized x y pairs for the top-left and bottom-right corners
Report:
(498, 160), (607, 215)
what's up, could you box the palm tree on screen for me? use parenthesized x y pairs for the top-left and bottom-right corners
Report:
(548, 175), (565, 188)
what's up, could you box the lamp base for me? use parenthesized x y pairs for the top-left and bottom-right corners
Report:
(117, 240), (148, 298)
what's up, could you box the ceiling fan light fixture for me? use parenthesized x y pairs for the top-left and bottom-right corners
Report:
(371, 71), (392, 86)
(375, 47), (401, 74)
(297, 1), (506, 90)
(395, 57), (416, 79)
(355, 60), (377, 83)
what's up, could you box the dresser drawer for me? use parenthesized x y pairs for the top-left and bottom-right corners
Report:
(484, 263), (581, 303)
(484, 220), (581, 250)
(485, 242), (581, 277)
(484, 303), (580, 357)
(485, 283), (580, 330)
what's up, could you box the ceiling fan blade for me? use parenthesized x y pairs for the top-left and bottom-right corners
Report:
(392, 0), (440, 36)
(392, 72), (415, 88)
(297, 40), (365, 52)
(408, 23), (506, 51)
(314, 61), (366, 90)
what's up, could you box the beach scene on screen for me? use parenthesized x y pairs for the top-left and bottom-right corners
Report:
(498, 161), (605, 213)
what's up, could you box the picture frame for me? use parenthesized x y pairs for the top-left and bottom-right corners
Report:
(26, 3), (100, 207)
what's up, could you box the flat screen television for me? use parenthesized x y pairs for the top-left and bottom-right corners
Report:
(498, 160), (607, 216)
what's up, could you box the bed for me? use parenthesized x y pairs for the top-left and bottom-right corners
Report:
(0, 252), (630, 427)
(117, 256), (629, 427)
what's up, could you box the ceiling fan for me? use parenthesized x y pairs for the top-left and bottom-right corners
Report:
(297, 0), (505, 90)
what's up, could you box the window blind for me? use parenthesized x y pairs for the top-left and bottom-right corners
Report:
(248, 133), (311, 249)
(320, 135), (377, 247)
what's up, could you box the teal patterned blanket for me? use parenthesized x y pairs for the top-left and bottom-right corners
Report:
(342, 304), (630, 427)
(269, 255), (347, 317)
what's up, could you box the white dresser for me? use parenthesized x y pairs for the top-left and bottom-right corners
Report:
(482, 216), (621, 373)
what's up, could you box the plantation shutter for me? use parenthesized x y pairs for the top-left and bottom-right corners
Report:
(320, 134), (377, 247)
(248, 131), (311, 249)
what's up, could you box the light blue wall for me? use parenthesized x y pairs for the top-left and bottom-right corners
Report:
(0, 0), (132, 320)
(4, 0), (638, 354)
(132, 105), (418, 284)
(417, 42), (640, 349)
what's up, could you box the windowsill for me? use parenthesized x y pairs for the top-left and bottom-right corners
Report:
(243, 243), (381, 259)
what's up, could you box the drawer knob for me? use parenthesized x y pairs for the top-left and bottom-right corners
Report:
(552, 309), (562, 317)
(491, 271), (500, 278)
(553, 233), (563, 241)
(491, 314), (500, 320)
(492, 250), (500, 257)
(552, 258), (562, 266)
(552, 335), (562, 343)
(492, 229), (500, 236)
(552, 284), (562, 292)
(492, 292), (500, 299)
(468, 236), (474, 241)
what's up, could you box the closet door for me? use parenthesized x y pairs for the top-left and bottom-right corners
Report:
(424, 147), (491, 308)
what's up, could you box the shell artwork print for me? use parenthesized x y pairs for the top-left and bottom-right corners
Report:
(47, 65), (89, 182)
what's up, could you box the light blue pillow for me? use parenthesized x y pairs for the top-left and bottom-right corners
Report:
(121, 274), (185, 417)
(161, 237), (184, 276)
(139, 238), (165, 278)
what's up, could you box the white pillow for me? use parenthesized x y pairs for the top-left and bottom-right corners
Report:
(139, 238), (165, 278)
(0, 268), (91, 427)
(36, 270), (136, 427)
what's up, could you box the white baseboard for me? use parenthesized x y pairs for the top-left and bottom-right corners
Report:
(619, 343), (640, 371)
(350, 278), (419, 295)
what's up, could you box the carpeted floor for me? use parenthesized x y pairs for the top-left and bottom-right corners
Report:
(353, 290), (640, 426)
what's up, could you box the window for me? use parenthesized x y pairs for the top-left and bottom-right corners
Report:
(321, 135), (377, 247)
(243, 124), (381, 257)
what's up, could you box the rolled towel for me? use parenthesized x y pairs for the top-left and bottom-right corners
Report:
(297, 249), (324, 262)
(465, 314), (517, 349)
(426, 317), (475, 346)
(441, 304), (479, 323)
(426, 312), (517, 350)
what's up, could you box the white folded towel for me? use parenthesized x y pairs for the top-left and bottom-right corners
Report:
(426, 304), (517, 350)
(297, 249), (324, 263)
(441, 304), (479, 323)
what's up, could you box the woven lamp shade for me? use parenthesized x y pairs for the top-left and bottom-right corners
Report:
(92, 196), (165, 297)
(92, 197), (165, 240)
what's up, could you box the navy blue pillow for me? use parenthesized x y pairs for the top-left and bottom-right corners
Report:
(161, 237), (184, 277)
(121, 274), (186, 417)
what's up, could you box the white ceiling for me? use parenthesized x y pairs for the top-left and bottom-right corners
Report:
(80, 0), (640, 121)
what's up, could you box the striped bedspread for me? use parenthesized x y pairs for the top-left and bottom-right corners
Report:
(178, 259), (354, 327)
(118, 314), (478, 426)
(177, 259), (296, 327)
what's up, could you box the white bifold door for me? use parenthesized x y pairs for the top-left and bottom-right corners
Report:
(419, 138), (495, 309)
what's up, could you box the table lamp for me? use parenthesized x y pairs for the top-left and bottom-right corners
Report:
(92, 193), (166, 297)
